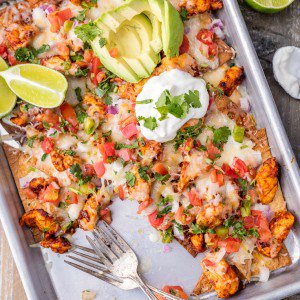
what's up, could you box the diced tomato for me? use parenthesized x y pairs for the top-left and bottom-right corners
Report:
(83, 50), (93, 63)
(158, 214), (173, 230)
(207, 140), (220, 160)
(41, 137), (54, 154)
(196, 29), (214, 45)
(57, 8), (73, 26)
(217, 173), (224, 187)
(91, 57), (101, 85)
(64, 191), (78, 204)
(57, 42), (70, 56)
(42, 109), (60, 127)
(0, 45), (8, 59)
(251, 210), (263, 217)
(83, 164), (95, 176)
(94, 160), (106, 178)
(179, 35), (190, 55)
(121, 123), (138, 139)
(222, 163), (239, 179)
(47, 14), (60, 33)
(100, 208), (112, 224)
(152, 162), (168, 176)
(202, 258), (215, 267)
(98, 144), (107, 162)
(23, 188), (37, 199)
(148, 210), (164, 228)
(117, 148), (132, 162)
(218, 237), (241, 253)
(103, 142), (115, 157)
(7, 53), (17, 66)
(40, 183), (60, 206)
(233, 157), (248, 177)
(60, 102), (78, 127)
(138, 198), (153, 214)
(256, 214), (272, 242)
(210, 169), (218, 183)
(109, 48), (118, 58)
(118, 185), (125, 200)
(188, 188), (202, 206)
(208, 43), (218, 58)
(96, 72), (106, 84)
(162, 286), (188, 300)
(244, 216), (255, 229)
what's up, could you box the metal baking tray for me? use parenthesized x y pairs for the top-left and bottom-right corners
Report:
(0, 0), (300, 299)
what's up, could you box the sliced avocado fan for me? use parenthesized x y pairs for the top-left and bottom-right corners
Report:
(91, 0), (184, 83)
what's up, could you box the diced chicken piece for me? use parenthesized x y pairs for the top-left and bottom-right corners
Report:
(83, 92), (107, 118)
(20, 209), (60, 235)
(179, 0), (223, 15)
(191, 234), (205, 252)
(139, 138), (162, 166)
(78, 195), (99, 231)
(10, 113), (28, 127)
(218, 66), (244, 97)
(127, 165), (151, 202)
(257, 211), (294, 258)
(255, 157), (278, 204)
(50, 150), (80, 172)
(40, 235), (71, 254)
(201, 257), (239, 298)
(196, 203), (224, 228)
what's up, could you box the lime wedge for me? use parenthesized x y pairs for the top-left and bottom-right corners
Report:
(0, 57), (17, 118)
(0, 64), (68, 108)
(245, 0), (295, 13)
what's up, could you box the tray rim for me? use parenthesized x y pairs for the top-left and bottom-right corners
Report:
(0, 0), (299, 299)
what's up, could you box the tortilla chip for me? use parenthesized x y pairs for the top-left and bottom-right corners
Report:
(233, 259), (252, 282)
(192, 273), (214, 296)
(216, 37), (235, 67)
(175, 232), (203, 258)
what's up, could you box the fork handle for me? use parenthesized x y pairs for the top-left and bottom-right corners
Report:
(132, 273), (158, 300)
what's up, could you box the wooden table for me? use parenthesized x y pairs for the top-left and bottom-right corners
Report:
(0, 1), (299, 299)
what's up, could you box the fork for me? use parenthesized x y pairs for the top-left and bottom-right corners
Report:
(65, 244), (183, 300)
(88, 221), (167, 299)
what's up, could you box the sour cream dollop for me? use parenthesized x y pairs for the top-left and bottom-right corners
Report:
(135, 69), (209, 142)
(273, 46), (300, 99)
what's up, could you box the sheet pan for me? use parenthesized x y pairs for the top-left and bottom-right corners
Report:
(0, 0), (300, 299)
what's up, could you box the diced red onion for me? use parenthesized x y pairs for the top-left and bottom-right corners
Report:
(209, 19), (225, 40)
(107, 105), (119, 115)
(163, 245), (171, 253)
(91, 177), (103, 187)
(240, 97), (251, 112)
(40, 4), (55, 14)
(215, 247), (226, 262)
(184, 27), (190, 35)
(252, 203), (272, 220)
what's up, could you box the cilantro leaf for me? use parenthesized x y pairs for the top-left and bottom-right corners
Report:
(75, 67), (88, 77)
(125, 172), (136, 187)
(75, 9), (87, 21)
(179, 7), (188, 21)
(99, 37), (107, 48)
(15, 47), (34, 62)
(76, 109), (88, 124)
(138, 116), (158, 131)
(74, 23), (101, 42)
(156, 205), (172, 219)
(154, 173), (171, 184)
(115, 140), (139, 150)
(136, 99), (153, 104)
(190, 223), (206, 234)
(138, 166), (149, 181)
(237, 178), (248, 197)
(75, 87), (83, 102)
(212, 126), (231, 148)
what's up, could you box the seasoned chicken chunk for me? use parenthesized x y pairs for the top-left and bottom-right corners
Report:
(179, 0), (223, 15)
(10, 113), (28, 127)
(50, 150), (81, 172)
(218, 66), (244, 97)
(196, 203), (224, 228)
(83, 92), (107, 118)
(20, 209), (60, 235)
(201, 257), (239, 298)
(191, 234), (205, 252)
(78, 195), (99, 231)
(127, 165), (151, 202)
(139, 138), (162, 166)
(255, 157), (278, 204)
(178, 149), (210, 192)
(40, 235), (71, 254)
(257, 211), (294, 258)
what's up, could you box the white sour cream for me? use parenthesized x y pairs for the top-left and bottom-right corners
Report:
(273, 46), (300, 99)
(135, 69), (209, 142)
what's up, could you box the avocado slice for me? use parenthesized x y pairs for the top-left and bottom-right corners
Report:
(91, 36), (141, 83)
(144, 11), (162, 53)
(148, 0), (184, 58)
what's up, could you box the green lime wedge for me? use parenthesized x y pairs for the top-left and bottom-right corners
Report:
(245, 0), (295, 13)
(0, 64), (68, 108)
(0, 57), (17, 118)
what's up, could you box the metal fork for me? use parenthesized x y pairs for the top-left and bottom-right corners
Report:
(88, 222), (168, 299)
(65, 244), (183, 300)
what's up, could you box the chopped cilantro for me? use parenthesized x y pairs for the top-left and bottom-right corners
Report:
(74, 22), (101, 43)
(75, 67), (88, 77)
(15, 47), (34, 62)
(42, 121), (51, 130)
(241, 198), (251, 217)
(136, 99), (153, 104)
(190, 223), (207, 234)
(156, 205), (172, 219)
(70, 54), (84, 62)
(26, 136), (37, 148)
(70, 163), (91, 185)
(99, 37), (107, 48)
(103, 130), (112, 137)
(41, 153), (48, 161)
(198, 145), (207, 151)
(64, 149), (76, 156)
(212, 126), (231, 148)
(138, 166), (149, 181)
(154, 173), (171, 184)
(172, 220), (183, 233)
(49, 131), (58, 137)
(161, 227), (174, 243)
(115, 140), (139, 150)
(179, 7), (188, 21)
(34, 44), (50, 55)
(174, 119), (203, 150)
(75, 9), (87, 21)
(76, 109), (88, 124)
(237, 178), (248, 196)
(137, 116), (158, 131)
(95, 70), (116, 98)
(75, 87), (83, 102)
(125, 171), (136, 187)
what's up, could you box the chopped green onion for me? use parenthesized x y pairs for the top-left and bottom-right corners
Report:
(233, 125), (245, 143)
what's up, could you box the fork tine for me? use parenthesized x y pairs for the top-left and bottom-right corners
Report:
(86, 236), (113, 267)
(94, 226), (124, 257)
(92, 229), (119, 262)
(101, 221), (132, 253)
(69, 249), (104, 264)
(66, 255), (109, 273)
(72, 244), (95, 254)
(64, 260), (123, 288)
